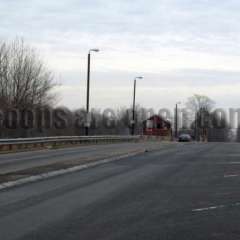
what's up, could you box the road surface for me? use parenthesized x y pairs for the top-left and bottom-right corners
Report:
(0, 142), (240, 239)
(0, 142), (171, 174)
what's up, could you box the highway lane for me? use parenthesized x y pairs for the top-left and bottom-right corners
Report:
(0, 142), (174, 174)
(1, 143), (240, 239)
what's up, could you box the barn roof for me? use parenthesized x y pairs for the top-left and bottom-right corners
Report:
(143, 115), (171, 125)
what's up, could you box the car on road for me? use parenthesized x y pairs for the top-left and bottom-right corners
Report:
(178, 134), (192, 142)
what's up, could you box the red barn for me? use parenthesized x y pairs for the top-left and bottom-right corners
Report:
(143, 115), (172, 137)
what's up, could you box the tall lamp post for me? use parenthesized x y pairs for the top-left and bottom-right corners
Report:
(85, 48), (100, 136)
(175, 102), (181, 139)
(131, 76), (144, 135)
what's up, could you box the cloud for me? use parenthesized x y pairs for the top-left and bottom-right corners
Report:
(1, 0), (240, 108)
(53, 82), (240, 111)
(52, 68), (240, 110)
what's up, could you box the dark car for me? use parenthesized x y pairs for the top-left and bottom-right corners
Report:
(178, 134), (192, 142)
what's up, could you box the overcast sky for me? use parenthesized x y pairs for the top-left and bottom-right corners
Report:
(1, 0), (240, 110)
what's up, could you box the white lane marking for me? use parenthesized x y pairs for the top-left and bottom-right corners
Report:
(192, 205), (225, 212)
(217, 162), (240, 165)
(192, 202), (240, 212)
(0, 150), (146, 191)
(224, 174), (239, 178)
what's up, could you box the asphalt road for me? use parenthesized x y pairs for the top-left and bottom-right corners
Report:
(0, 142), (240, 240)
(0, 142), (170, 174)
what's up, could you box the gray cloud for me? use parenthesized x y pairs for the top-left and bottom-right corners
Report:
(1, 0), (240, 108)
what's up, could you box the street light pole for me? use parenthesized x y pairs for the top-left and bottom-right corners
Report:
(131, 76), (144, 135)
(85, 52), (91, 136)
(85, 49), (99, 136)
(131, 79), (137, 135)
(175, 102), (181, 139)
(195, 111), (198, 141)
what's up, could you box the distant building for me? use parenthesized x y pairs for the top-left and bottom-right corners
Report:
(143, 115), (172, 138)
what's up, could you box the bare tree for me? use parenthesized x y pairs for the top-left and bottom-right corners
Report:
(185, 94), (215, 141)
(0, 38), (56, 109)
(186, 94), (215, 113)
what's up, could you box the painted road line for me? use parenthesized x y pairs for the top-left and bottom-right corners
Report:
(0, 150), (146, 192)
(192, 202), (240, 212)
(224, 174), (239, 178)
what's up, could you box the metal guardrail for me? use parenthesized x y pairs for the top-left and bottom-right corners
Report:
(0, 136), (140, 152)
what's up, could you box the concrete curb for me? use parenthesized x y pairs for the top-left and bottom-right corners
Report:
(0, 149), (146, 191)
